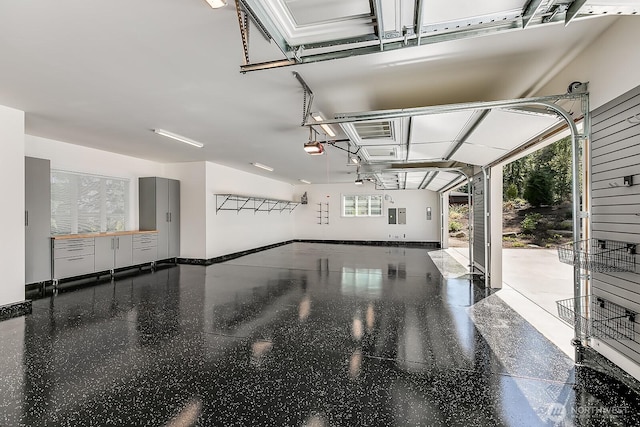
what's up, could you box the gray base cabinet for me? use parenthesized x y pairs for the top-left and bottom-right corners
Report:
(52, 232), (157, 281)
(133, 234), (158, 264)
(52, 238), (95, 280)
(95, 235), (133, 272)
(25, 157), (52, 284)
(139, 177), (180, 260)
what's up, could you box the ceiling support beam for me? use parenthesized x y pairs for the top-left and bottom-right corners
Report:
(326, 93), (583, 124)
(437, 174), (467, 193)
(405, 117), (413, 162)
(421, 171), (439, 190)
(240, 17), (529, 72)
(566, 0), (588, 26)
(522, 0), (545, 29)
(418, 171), (431, 189)
(443, 110), (489, 160)
(415, 0), (425, 44)
(371, 0), (385, 51)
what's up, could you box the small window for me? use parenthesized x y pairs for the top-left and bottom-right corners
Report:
(51, 170), (129, 235)
(342, 195), (383, 217)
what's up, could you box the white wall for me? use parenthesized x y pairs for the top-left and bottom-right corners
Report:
(538, 16), (640, 110)
(25, 135), (164, 230)
(0, 105), (25, 306)
(165, 162), (207, 259)
(293, 183), (440, 243)
(205, 162), (296, 259)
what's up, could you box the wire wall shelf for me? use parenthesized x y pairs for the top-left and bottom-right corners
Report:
(556, 295), (637, 341)
(215, 194), (300, 214)
(557, 239), (637, 273)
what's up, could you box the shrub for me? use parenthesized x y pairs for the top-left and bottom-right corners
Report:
(558, 219), (573, 230)
(505, 183), (518, 200)
(449, 220), (462, 233)
(521, 213), (543, 233)
(512, 242), (525, 248)
(449, 204), (469, 215)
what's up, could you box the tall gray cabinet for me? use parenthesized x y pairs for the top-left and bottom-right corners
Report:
(139, 177), (180, 260)
(25, 156), (52, 284)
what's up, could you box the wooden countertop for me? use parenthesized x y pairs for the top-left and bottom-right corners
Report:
(52, 230), (158, 240)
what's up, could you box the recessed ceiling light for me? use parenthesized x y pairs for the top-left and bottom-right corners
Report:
(153, 129), (204, 148)
(299, 179), (311, 184)
(204, 0), (227, 8)
(252, 162), (274, 172)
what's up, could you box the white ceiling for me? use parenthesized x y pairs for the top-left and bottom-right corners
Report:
(0, 1), (631, 188)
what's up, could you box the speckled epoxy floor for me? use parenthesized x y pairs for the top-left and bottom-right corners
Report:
(2, 243), (639, 426)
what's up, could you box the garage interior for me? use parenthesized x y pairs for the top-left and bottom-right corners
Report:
(2, 0), (640, 425)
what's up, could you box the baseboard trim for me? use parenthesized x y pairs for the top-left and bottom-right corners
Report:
(178, 239), (440, 266)
(294, 239), (440, 248)
(0, 300), (32, 321)
(178, 240), (296, 266)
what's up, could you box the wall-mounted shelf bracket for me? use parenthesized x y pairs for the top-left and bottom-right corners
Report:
(215, 194), (300, 214)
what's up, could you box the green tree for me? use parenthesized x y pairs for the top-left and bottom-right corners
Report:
(503, 136), (573, 205)
(523, 169), (554, 207)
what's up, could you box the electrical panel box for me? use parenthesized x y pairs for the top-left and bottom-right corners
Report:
(388, 208), (396, 224)
(398, 208), (407, 224)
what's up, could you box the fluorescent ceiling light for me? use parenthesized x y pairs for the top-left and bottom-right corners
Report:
(304, 141), (324, 155)
(299, 179), (311, 184)
(311, 113), (336, 137)
(204, 0), (227, 8)
(354, 178), (364, 186)
(153, 129), (204, 148)
(252, 162), (274, 172)
(351, 157), (359, 164)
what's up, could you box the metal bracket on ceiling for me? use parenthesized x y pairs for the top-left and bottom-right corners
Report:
(235, 0), (251, 66)
(293, 72), (314, 126)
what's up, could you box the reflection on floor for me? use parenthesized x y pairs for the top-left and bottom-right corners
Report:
(1, 243), (639, 426)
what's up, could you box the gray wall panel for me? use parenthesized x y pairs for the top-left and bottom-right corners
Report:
(591, 127), (640, 155)
(591, 85), (640, 367)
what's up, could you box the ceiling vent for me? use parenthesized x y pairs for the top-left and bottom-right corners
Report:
(353, 121), (394, 140)
(365, 147), (397, 158)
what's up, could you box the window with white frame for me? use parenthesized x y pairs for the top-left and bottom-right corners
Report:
(342, 195), (383, 217)
(51, 170), (129, 235)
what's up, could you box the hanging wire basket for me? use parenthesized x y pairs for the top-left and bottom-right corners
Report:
(557, 239), (637, 273)
(556, 295), (636, 341)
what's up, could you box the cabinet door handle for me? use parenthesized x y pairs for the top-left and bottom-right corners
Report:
(166, 212), (170, 222)
(117, 237), (120, 249)
(169, 212), (172, 222)
(67, 257), (84, 261)
(25, 211), (29, 227)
